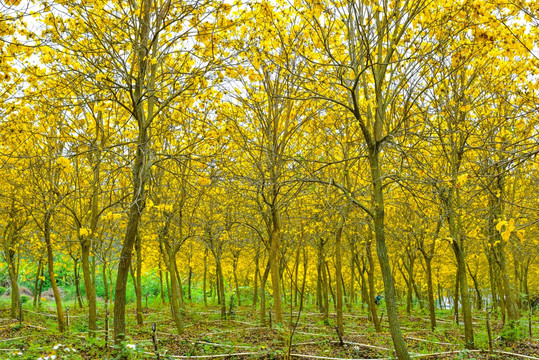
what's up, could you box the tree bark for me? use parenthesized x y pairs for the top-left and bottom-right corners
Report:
(81, 241), (96, 335)
(260, 260), (270, 325)
(365, 235), (380, 332)
(166, 250), (184, 334)
(425, 258), (436, 331)
(368, 147), (410, 360)
(7, 248), (20, 319)
(73, 258), (83, 308)
(232, 251), (240, 306)
(253, 254), (259, 308)
(33, 258), (43, 308)
(453, 241), (474, 348)
(269, 207), (283, 324)
(454, 268), (459, 324)
(113, 0), (155, 344)
(216, 258), (226, 319)
(335, 219), (345, 337)
(44, 211), (65, 332)
(203, 247), (208, 307)
(135, 234), (143, 325)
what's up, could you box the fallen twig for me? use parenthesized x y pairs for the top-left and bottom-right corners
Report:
(492, 350), (539, 360)
(0, 335), (34, 342)
(143, 351), (259, 358)
(410, 349), (482, 358)
(341, 341), (390, 352)
(290, 353), (389, 360)
(405, 336), (455, 346)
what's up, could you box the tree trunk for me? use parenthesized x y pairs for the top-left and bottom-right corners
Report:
(216, 267), (221, 305)
(7, 249), (20, 319)
(269, 207), (283, 324)
(366, 237), (381, 332)
(232, 252), (240, 306)
(44, 211), (65, 332)
(164, 242), (184, 334)
(159, 257), (165, 304)
(216, 258), (226, 319)
(467, 265), (482, 311)
(113, 0), (154, 344)
(369, 147), (410, 360)
(73, 258), (83, 309)
(135, 234), (143, 325)
(81, 242), (97, 335)
(487, 254), (498, 311)
(203, 248), (208, 307)
(425, 258), (436, 331)
(113, 160), (148, 342)
(260, 260), (270, 325)
(33, 258), (43, 308)
(103, 261), (109, 307)
(326, 262), (336, 309)
(349, 255), (355, 307)
(294, 246), (301, 307)
(454, 269), (459, 324)
(453, 241), (475, 348)
(253, 255), (259, 308)
(335, 224), (344, 337)
(188, 266), (192, 302)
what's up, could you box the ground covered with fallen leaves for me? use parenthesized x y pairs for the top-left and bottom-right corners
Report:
(0, 301), (538, 359)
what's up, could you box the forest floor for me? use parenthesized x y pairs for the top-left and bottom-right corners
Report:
(0, 299), (538, 359)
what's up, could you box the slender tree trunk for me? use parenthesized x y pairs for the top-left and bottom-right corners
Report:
(7, 249), (20, 319)
(113, 0), (154, 343)
(159, 257), (165, 304)
(369, 147), (410, 360)
(260, 260), (270, 325)
(399, 265), (412, 314)
(349, 256), (355, 307)
(164, 243), (184, 334)
(366, 238), (380, 332)
(317, 239), (325, 313)
(454, 269), (459, 324)
(335, 225), (344, 337)
(203, 248), (208, 307)
(326, 262), (336, 309)
(294, 246), (301, 307)
(188, 266), (192, 302)
(269, 207), (283, 324)
(216, 258), (226, 319)
(33, 258), (43, 307)
(467, 266), (482, 311)
(232, 252), (240, 306)
(322, 260), (329, 323)
(425, 258), (436, 331)
(135, 235), (143, 325)
(487, 254), (498, 311)
(453, 242), (475, 348)
(37, 262), (45, 307)
(165, 271), (170, 305)
(44, 211), (65, 332)
(81, 242), (97, 335)
(522, 262), (529, 306)
(359, 264), (368, 315)
(216, 267), (221, 306)
(253, 255), (259, 308)
(73, 258), (83, 308)
(103, 261), (109, 308)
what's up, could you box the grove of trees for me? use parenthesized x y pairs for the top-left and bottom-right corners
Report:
(0, 0), (538, 359)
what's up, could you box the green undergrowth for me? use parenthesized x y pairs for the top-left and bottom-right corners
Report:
(0, 298), (537, 360)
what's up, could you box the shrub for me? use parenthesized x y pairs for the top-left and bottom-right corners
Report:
(500, 320), (526, 343)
